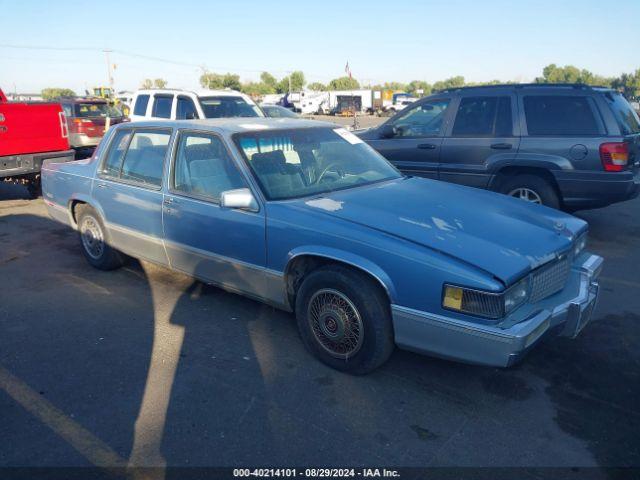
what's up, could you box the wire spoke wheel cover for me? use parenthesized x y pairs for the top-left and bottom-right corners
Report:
(308, 289), (364, 359)
(508, 187), (543, 204)
(80, 215), (105, 260)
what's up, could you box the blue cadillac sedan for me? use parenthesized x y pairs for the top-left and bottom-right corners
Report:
(41, 118), (602, 374)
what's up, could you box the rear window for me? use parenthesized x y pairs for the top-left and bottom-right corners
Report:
(74, 103), (109, 118)
(452, 96), (513, 137)
(152, 95), (173, 119)
(120, 130), (172, 187)
(199, 96), (261, 118)
(524, 96), (600, 136)
(133, 94), (150, 116)
(604, 92), (640, 135)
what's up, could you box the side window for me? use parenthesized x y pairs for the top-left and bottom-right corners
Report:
(62, 104), (73, 117)
(176, 96), (199, 120)
(133, 94), (150, 116)
(100, 129), (132, 177)
(452, 96), (513, 137)
(152, 95), (173, 119)
(523, 96), (600, 135)
(173, 132), (247, 201)
(120, 130), (171, 187)
(393, 99), (451, 137)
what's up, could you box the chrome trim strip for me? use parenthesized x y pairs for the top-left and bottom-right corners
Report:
(391, 305), (514, 343)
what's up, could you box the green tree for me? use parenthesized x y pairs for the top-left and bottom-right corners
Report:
(328, 76), (360, 90)
(200, 72), (242, 90)
(407, 80), (431, 96)
(260, 72), (278, 92)
(307, 82), (327, 91)
(153, 78), (168, 88)
(612, 69), (640, 99)
(276, 71), (306, 93)
(141, 79), (153, 89)
(432, 76), (465, 92)
(41, 88), (76, 100)
(241, 81), (274, 97)
(535, 64), (612, 86)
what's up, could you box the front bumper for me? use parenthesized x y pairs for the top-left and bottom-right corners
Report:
(391, 254), (603, 367)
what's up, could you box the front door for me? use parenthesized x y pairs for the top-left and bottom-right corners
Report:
(93, 127), (172, 264)
(162, 130), (268, 298)
(366, 98), (453, 179)
(439, 94), (520, 188)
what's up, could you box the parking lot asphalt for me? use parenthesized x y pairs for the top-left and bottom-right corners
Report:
(0, 181), (638, 471)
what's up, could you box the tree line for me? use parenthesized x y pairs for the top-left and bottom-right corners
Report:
(39, 64), (640, 100)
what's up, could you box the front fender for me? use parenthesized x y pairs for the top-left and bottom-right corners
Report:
(286, 245), (398, 303)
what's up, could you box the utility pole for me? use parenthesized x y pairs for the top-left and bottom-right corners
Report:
(103, 49), (114, 92)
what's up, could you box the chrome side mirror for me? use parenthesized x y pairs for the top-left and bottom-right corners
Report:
(220, 188), (258, 212)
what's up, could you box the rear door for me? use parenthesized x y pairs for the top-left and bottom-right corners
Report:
(93, 127), (172, 264)
(365, 97), (453, 180)
(517, 92), (608, 172)
(439, 93), (519, 188)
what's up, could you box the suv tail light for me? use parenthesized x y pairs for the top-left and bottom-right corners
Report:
(600, 142), (629, 172)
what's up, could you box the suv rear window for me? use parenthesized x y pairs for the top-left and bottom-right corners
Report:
(452, 96), (512, 137)
(524, 96), (600, 136)
(133, 95), (150, 116)
(604, 92), (640, 135)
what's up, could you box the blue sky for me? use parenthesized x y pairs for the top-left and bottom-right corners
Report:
(1, 0), (638, 94)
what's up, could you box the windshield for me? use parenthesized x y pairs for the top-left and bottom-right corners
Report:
(199, 96), (262, 118)
(604, 92), (640, 135)
(74, 102), (122, 118)
(234, 127), (402, 200)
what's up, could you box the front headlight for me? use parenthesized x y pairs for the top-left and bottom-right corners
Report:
(574, 231), (588, 257)
(443, 278), (530, 320)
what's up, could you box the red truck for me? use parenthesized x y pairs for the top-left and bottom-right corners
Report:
(0, 88), (75, 197)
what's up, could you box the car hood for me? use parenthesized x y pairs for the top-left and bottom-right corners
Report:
(291, 177), (586, 285)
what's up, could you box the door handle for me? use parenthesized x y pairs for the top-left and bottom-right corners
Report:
(490, 143), (512, 150)
(96, 183), (108, 188)
(163, 197), (178, 206)
(417, 143), (437, 150)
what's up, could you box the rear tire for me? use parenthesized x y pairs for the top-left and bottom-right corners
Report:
(295, 265), (395, 374)
(498, 174), (560, 209)
(76, 205), (124, 270)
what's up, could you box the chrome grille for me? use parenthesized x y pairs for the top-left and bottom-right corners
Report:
(529, 256), (571, 303)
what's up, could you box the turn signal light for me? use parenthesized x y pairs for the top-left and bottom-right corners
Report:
(599, 142), (629, 172)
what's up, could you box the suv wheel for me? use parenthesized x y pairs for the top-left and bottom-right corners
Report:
(76, 205), (125, 270)
(295, 265), (395, 374)
(499, 174), (560, 209)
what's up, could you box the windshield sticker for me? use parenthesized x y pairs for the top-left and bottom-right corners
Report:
(333, 128), (363, 145)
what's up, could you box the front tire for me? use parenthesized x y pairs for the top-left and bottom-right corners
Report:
(76, 205), (124, 270)
(295, 265), (395, 374)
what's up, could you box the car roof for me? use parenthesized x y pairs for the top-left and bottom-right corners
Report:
(134, 88), (248, 97)
(435, 83), (616, 94)
(124, 117), (337, 134)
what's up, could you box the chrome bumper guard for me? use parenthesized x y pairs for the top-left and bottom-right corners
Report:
(391, 254), (603, 367)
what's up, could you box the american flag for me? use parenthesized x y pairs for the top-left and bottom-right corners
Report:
(345, 61), (352, 79)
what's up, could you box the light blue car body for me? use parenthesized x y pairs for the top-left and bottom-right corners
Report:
(41, 118), (603, 367)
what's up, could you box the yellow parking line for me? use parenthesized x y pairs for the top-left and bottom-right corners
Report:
(0, 364), (126, 470)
